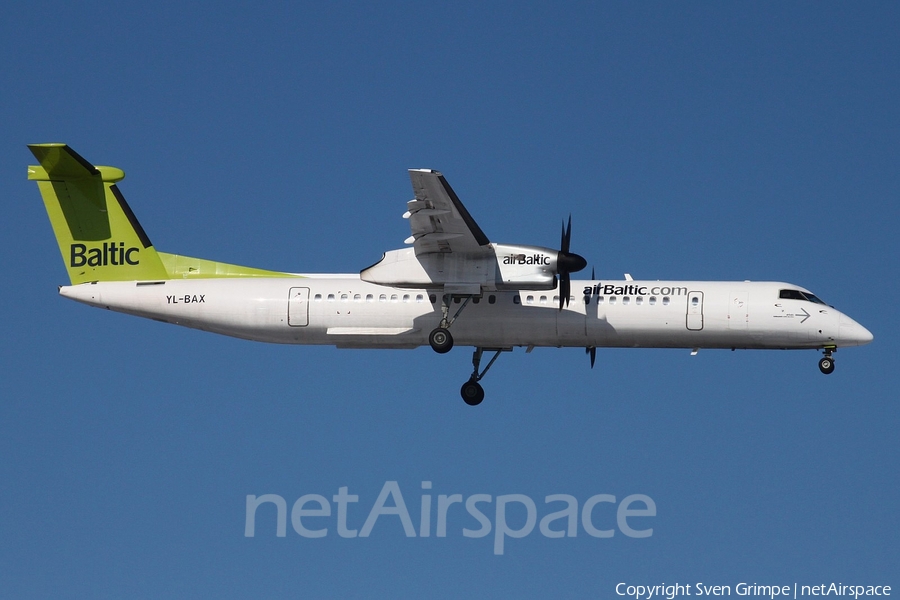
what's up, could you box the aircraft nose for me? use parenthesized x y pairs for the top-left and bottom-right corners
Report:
(839, 314), (874, 346)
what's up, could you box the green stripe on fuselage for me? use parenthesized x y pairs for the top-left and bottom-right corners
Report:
(158, 253), (301, 279)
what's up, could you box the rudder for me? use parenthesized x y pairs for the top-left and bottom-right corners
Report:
(28, 144), (169, 284)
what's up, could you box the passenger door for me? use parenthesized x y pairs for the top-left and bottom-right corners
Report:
(288, 287), (310, 327)
(686, 291), (704, 331)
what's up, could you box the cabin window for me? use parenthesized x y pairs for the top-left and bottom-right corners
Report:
(354, 294), (361, 302)
(391, 294), (399, 302)
(623, 296), (631, 305)
(514, 296), (521, 305)
(583, 296), (590, 305)
(416, 294), (424, 303)
(649, 296), (656, 305)
(553, 295), (560, 304)
(609, 296), (617, 305)
(314, 294), (322, 302)
(429, 294), (436, 304)
(454, 297), (461, 304)
(402, 294), (410, 302)
(472, 297), (480, 304)
(366, 294), (374, 302)
(340, 294), (349, 302)
(636, 296), (643, 305)
(526, 295), (534, 304)
(691, 297), (699, 306)
(596, 296), (604, 305)
(379, 294), (387, 302)
(662, 296), (670, 305)
(327, 294), (335, 302)
(488, 295), (496, 304)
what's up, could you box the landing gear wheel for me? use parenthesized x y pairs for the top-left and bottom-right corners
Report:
(818, 357), (835, 375)
(460, 380), (485, 406)
(429, 327), (454, 354)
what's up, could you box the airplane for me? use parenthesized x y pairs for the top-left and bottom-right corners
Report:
(28, 143), (873, 405)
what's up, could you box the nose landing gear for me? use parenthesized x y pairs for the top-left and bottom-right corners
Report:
(818, 347), (836, 374)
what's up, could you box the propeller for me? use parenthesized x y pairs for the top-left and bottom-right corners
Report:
(557, 215), (587, 309)
(585, 267), (596, 368)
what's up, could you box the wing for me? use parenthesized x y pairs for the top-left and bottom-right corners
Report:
(405, 170), (491, 255)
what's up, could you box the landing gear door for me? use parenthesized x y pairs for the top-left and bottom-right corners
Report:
(686, 291), (704, 331)
(288, 287), (310, 327)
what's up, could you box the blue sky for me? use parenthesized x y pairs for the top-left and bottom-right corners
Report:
(1, 2), (897, 597)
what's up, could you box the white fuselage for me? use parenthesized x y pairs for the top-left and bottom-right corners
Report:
(58, 276), (873, 351)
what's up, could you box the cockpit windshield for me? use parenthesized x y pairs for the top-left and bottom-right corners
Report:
(803, 292), (827, 305)
(779, 289), (827, 305)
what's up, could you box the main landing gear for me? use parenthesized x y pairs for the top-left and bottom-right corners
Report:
(428, 294), (475, 354)
(428, 327), (453, 353)
(427, 293), (507, 406)
(818, 347), (836, 375)
(460, 347), (507, 406)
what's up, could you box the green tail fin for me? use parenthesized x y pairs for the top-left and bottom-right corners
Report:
(30, 144), (301, 283)
(28, 143), (170, 284)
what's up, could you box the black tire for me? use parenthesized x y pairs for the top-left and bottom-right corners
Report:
(429, 327), (454, 354)
(460, 380), (485, 406)
(818, 357), (835, 375)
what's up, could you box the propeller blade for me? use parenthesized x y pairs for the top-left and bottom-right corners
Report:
(556, 214), (586, 310)
(586, 346), (596, 368)
(559, 275), (570, 310)
(560, 215), (572, 254)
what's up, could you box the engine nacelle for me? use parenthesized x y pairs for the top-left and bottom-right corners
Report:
(492, 244), (558, 289)
(360, 243), (560, 292)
